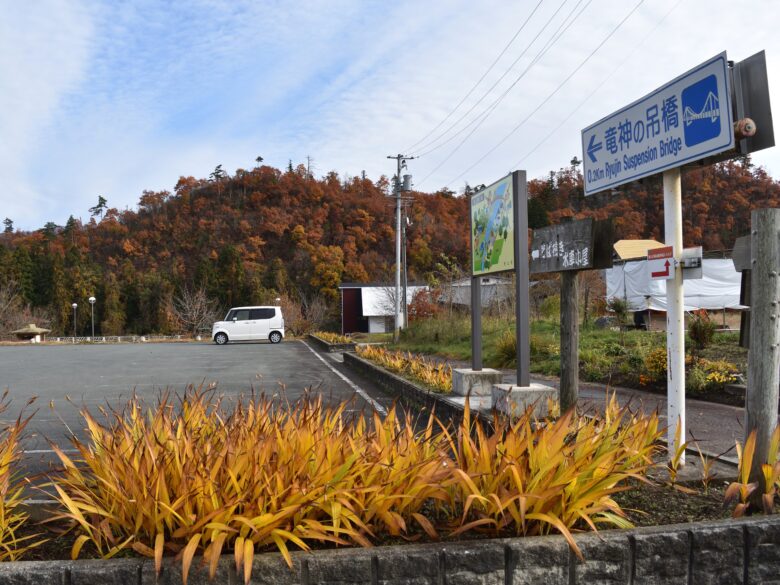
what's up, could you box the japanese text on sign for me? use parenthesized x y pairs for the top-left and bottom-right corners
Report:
(534, 240), (590, 269)
(582, 52), (733, 196)
(530, 219), (597, 274)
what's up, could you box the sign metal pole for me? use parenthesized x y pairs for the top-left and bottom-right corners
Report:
(468, 191), (482, 371)
(471, 276), (482, 371)
(513, 171), (530, 387)
(663, 167), (686, 463)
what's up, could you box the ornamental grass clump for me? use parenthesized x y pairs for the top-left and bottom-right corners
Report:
(46, 388), (660, 583)
(356, 345), (452, 393)
(0, 394), (43, 560)
(46, 389), (451, 583)
(445, 396), (661, 555)
(312, 331), (352, 344)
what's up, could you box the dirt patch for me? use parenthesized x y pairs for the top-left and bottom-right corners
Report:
(15, 477), (756, 563)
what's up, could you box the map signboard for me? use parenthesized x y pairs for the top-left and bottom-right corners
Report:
(582, 52), (734, 196)
(470, 174), (514, 276)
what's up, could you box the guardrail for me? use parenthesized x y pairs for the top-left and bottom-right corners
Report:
(48, 335), (199, 344)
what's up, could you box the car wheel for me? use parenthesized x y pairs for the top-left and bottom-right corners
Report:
(214, 332), (228, 345)
(269, 331), (282, 344)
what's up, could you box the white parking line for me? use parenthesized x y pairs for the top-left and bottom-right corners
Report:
(23, 449), (78, 454)
(300, 341), (387, 415)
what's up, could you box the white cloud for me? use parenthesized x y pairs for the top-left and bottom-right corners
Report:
(3, 0), (780, 230)
(0, 0), (93, 226)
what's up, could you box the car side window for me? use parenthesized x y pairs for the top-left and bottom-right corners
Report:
(250, 308), (275, 320)
(225, 310), (236, 320)
(234, 309), (251, 321)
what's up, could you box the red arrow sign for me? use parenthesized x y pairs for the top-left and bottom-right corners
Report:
(651, 260), (671, 278)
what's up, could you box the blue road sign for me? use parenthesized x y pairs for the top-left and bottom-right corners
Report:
(582, 52), (734, 196)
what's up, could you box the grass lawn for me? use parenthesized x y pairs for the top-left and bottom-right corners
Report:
(393, 313), (747, 397)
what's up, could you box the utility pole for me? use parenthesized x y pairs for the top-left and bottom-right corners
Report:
(402, 202), (409, 328)
(387, 154), (414, 343)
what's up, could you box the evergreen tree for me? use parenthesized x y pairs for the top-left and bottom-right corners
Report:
(100, 272), (125, 335)
(11, 247), (34, 304)
(49, 255), (71, 333)
(216, 245), (245, 308)
(3, 218), (13, 233)
(89, 196), (108, 219)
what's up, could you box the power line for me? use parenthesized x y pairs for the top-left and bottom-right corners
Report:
(511, 0), (682, 170)
(445, 0), (645, 189)
(403, 0), (545, 154)
(409, 0), (570, 158)
(416, 0), (592, 185)
(415, 0), (587, 167)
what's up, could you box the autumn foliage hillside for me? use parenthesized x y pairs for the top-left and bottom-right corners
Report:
(1, 157), (779, 336)
(0, 165), (468, 335)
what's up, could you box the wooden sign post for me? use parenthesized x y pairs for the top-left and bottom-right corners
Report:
(736, 210), (780, 507)
(531, 218), (613, 411)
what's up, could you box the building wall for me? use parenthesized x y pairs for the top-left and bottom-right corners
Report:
(341, 289), (366, 334)
(368, 316), (390, 334)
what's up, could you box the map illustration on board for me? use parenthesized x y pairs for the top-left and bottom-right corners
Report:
(471, 174), (514, 276)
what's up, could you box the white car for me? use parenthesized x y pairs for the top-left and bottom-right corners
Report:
(212, 306), (285, 345)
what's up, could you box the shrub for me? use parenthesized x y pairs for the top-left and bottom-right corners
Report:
(701, 359), (738, 389)
(47, 390), (661, 582)
(625, 349), (645, 371)
(495, 330), (517, 367)
(689, 311), (717, 350)
(603, 341), (627, 357)
(539, 294), (561, 321)
(606, 297), (630, 327)
(580, 349), (613, 381)
(408, 289), (439, 321)
(644, 348), (668, 382)
(686, 364), (708, 394)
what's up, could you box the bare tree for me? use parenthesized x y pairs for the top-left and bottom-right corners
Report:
(0, 280), (20, 330)
(276, 293), (306, 336)
(432, 255), (466, 317)
(302, 293), (329, 331)
(0, 281), (52, 337)
(171, 287), (220, 336)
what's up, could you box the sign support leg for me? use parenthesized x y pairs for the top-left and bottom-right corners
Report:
(513, 171), (530, 387)
(663, 168), (685, 464)
(471, 276), (482, 371)
(560, 270), (579, 411)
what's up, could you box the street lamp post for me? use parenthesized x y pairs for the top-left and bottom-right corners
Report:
(71, 303), (78, 343)
(89, 296), (96, 339)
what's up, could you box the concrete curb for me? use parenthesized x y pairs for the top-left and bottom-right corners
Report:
(2, 515), (778, 584)
(342, 351), (476, 424)
(306, 334), (357, 353)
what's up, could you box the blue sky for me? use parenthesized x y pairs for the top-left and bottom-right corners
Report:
(3, 0), (780, 230)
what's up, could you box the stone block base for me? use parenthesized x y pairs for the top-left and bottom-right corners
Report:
(492, 383), (557, 417)
(452, 368), (503, 396)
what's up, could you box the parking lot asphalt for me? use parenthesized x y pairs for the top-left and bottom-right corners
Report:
(0, 340), (396, 486)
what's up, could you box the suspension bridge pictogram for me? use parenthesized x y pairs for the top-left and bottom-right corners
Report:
(683, 91), (720, 126)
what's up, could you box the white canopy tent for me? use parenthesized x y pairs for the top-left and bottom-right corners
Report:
(606, 258), (742, 311)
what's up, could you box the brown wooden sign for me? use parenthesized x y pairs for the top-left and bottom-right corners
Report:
(732, 235), (751, 272)
(530, 218), (613, 274)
